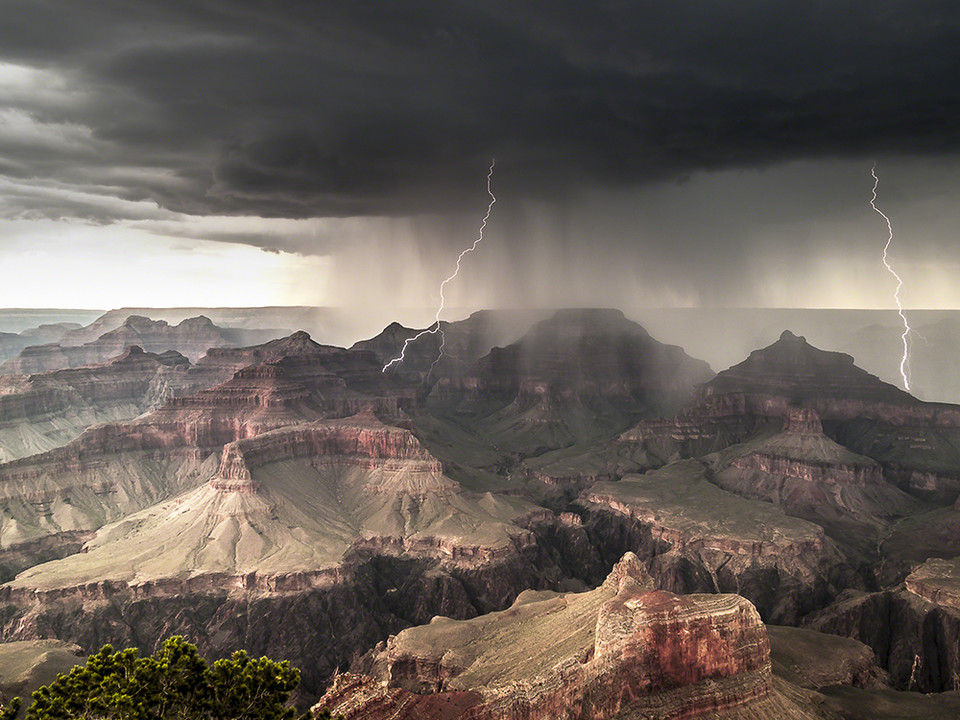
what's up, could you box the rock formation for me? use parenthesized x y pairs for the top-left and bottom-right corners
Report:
(708, 407), (922, 535)
(2, 314), (960, 712)
(5, 414), (542, 591)
(355, 310), (544, 383)
(766, 625), (888, 689)
(578, 459), (839, 623)
(621, 331), (960, 503)
(0, 324), (80, 364)
(316, 553), (782, 720)
(0, 408), (553, 699)
(426, 308), (714, 456)
(0, 347), (204, 462)
(0, 332), (419, 580)
(0, 315), (233, 374)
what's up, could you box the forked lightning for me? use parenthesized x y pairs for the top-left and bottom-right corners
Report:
(382, 159), (497, 374)
(870, 165), (912, 391)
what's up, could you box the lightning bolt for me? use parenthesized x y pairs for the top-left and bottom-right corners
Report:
(383, 158), (497, 374)
(870, 164), (911, 391)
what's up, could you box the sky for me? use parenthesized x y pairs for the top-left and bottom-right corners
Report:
(1, 1), (960, 318)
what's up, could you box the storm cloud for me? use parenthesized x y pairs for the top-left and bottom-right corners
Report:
(2, 0), (960, 222)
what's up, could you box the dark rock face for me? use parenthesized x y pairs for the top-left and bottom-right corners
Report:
(703, 330), (912, 407)
(355, 323), (472, 384)
(356, 310), (548, 384)
(577, 462), (843, 625)
(766, 624), (889, 690)
(428, 309), (714, 454)
(0, 551), (560, 703)
(455, 309), (712, 408)
(808, 587), (960, 693)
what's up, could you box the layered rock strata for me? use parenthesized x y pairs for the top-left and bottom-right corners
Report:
(621, 331), (960, 502)
(0, 324), (79, 364)
(708, 407), (921, 532)
(0, 347), (211, 462)
(0, 414), (557, 700)
(0, 316), (233, 374)
(4, 413), (543, 591)
(578, 459), (838, 623)
(0, 333), (419, 571)
(316, 553), (773, 720)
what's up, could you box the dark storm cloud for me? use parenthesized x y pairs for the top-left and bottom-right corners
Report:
(2, 0), (959, 222)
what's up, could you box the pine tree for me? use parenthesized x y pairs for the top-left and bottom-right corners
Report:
(8, 636), (329, 720)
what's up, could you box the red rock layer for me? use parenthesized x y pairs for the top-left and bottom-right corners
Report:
(0, 347), (196, 422)
(726, 453), (883, 488)
(210, 420), (446, 489)
(0, 341), (417, 483)
(317, 555), (772, 720)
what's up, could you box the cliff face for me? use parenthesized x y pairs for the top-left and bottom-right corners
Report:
(2, 412), (542, 591)
(621, 331), (960, 503)
(0, 347), (213, 462)
(0, 415), (565, 704)
(708, 407), (922, 531)
(808, 585), (960, 693)
(212, 418), (445, 490)
(0, 334), (415, 470)
(0, 333), (422, 567)
(577, 459), (840, 624)
(905, 557), (960, 611)
(317, 553), (772, 720)
(0, 315), (234, 374)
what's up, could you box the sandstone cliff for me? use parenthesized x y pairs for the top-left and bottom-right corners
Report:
(317, 553), (778, 720)
(0, 347), (210, 462)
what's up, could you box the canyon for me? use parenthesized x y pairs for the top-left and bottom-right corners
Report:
(0, 309), (959, 718)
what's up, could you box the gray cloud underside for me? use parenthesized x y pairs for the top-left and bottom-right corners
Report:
(2, 0), (959, 220)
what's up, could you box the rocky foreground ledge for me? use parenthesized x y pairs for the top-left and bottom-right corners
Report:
(315, 552), (786, 720)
